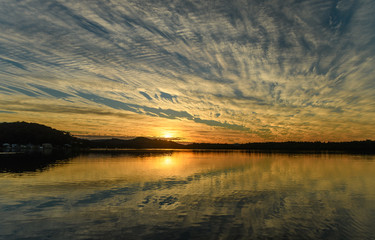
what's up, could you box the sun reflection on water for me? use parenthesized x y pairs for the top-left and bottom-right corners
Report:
(162, 156), (173, 166)
(1, 152), (375, 240)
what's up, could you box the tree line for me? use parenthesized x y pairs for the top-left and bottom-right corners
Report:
(1, 122), (374, 153)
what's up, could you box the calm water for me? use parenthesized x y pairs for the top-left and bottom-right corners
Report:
(0, 151), (375, 240)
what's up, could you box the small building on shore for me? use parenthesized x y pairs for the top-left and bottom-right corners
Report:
(2, 143), (10, 149)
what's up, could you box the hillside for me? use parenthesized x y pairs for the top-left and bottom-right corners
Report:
(89, 137), (184, 149)
(0, 122), (183, 149)
(0, 122), (79, 145)
(1, 122), (374, 152)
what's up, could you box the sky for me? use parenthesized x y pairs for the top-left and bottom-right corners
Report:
(1, 0), (375, 143)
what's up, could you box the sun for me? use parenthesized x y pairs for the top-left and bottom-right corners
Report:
(162, 132), (173, 139)
(159, 130), (182, 140)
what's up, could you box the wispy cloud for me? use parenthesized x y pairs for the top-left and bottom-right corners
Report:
(1, 0), (374, 142)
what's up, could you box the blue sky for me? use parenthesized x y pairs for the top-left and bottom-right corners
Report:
(1, 0), (374, 142)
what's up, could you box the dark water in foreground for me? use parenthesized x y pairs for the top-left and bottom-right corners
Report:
(0, 151), (374, 239)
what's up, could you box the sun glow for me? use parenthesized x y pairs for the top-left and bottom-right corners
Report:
(162, 132), (174, 139)
(163, 156), (173, 165)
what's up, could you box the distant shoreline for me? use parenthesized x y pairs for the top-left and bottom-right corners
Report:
(82, 147), (375, 155)
(2, 148), (374, 157)
(1, 122), (375, 154)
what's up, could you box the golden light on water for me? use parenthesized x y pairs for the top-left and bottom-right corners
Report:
(163, 156), (173, 166)
(1, 152), (375, 239)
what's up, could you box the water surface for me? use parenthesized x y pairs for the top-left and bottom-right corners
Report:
(1, 151), (374, 239)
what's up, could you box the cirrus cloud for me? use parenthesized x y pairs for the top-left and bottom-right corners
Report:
(1, 0), (374, 142)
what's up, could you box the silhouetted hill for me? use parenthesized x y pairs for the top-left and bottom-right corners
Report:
(1, 122), (374, 153)
(0, 122), (81, 146)
(89, 137), (184, 149)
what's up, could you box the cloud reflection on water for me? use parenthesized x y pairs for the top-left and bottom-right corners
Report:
(0, 151), (374, 239)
